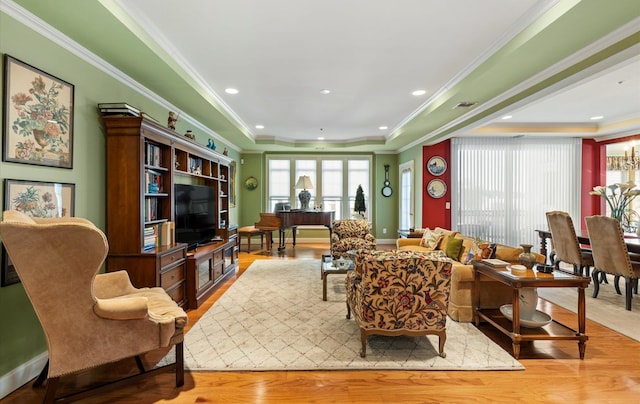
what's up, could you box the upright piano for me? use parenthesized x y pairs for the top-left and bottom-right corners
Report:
(255, 210), (335, 251)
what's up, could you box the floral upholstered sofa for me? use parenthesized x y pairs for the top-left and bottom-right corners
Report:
(345, 249), (452, 358)
(397, 228), (545, 322)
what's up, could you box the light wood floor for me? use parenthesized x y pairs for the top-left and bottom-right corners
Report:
(4, 243), (640, 403)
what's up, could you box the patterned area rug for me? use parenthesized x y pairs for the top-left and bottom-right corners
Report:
(160, 259), (523, 371)
(538, 273), (640, 342)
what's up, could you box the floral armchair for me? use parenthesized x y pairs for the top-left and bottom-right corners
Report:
(330, 219), (376, 259)
(345, 249), (453, 357)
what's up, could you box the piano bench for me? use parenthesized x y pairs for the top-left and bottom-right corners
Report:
(239, 226), (265, 252)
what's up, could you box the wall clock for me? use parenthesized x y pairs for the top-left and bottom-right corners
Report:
(381, 164), (393, 197)
(427, 179), (446, 198)
(427, 156), (447, 176)
(244, 176), (258, 190)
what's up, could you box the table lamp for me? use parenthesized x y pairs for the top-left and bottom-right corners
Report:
(295, 175), (313, 210)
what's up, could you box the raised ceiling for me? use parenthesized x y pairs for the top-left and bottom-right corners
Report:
(5, 0), (640, 152)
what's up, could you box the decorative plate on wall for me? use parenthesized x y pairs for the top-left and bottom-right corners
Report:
(427, 156), (447, 176)
(244, 176), (258, 190)
(427, 179), (447, 198)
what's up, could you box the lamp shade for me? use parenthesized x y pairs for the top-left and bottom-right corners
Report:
(295, 175), (313, 190)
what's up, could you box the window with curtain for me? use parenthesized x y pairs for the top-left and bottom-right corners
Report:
(451, 137), (581, 247)
(266, 155), (371, 220)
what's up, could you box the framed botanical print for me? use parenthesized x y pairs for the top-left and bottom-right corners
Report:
(1, 179), (76, 286)
(3, 55), (74, 168)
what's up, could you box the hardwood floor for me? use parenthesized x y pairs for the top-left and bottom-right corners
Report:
(4, 243), (639, 403)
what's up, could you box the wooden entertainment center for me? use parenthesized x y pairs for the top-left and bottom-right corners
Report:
(102, 116), (238, 309)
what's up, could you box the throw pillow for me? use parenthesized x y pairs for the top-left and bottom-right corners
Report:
(420, 229), (442, 249)
(478, 243), (497, 259)
(445, 236), (464, 260)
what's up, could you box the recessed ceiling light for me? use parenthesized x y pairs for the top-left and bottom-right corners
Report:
(225, 88), (239, 94)
(502, 115), (513, 120)
(590, 115), (604, 120)
(378, 126), (388, 130)
(317, 137), (325, 140)
(255, 124), (264, 129)
(412, 90), (426, 96)
(320, 89), (331, 94)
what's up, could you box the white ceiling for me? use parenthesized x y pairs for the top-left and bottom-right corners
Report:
(113, 0), (639, 148)
(10, 0), (638, 151)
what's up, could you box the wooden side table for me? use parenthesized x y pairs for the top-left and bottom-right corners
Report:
(473, 260), (590, 359)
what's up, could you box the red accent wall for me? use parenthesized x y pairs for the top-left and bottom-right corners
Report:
(422, 140), (451, 229)
(581, 135), (640, 231)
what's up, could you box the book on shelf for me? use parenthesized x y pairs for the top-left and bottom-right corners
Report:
(143, 224), (158, 250)
(481, 258), (510, 267)
(145, 143), (162, 167)
(145, 169), (163, 193)
(157, 221), (174, 247)
(98, 102), (140, 114)
(145, 198), (159, 221)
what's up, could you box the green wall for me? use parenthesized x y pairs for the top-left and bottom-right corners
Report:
(0, 9), (401, 382)
(0, 11), (238, 377)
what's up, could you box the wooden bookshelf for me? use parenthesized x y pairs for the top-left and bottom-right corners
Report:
(102, 115), (236, 307)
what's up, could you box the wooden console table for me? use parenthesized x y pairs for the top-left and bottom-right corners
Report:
(473, 260), (590, 359)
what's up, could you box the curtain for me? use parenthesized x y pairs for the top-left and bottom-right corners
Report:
(451, 137), (581, 248)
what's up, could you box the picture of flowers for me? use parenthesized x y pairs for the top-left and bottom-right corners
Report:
(2, 179), (75, 286)
(3, 55), (74, 168)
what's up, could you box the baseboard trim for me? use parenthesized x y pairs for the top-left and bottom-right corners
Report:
(0, 351), (48, 399)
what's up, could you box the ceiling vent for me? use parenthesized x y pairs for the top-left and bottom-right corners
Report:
(454, 101), (477, 109)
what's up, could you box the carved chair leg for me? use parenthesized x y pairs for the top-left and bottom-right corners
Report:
(33, 360), (49, 387)
(592, 270), (601, 298)
(438, 334), (447, 358)
(614, 275), (622, 295)
(360, 331), (367, 358)
(43, 376), (59, 404)
(176, 342), (185, 387)
(346, 300), (351, 319)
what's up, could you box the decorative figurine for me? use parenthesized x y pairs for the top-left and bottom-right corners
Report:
(207, 139), (216, 150)
(168, 111), (178, 130)
(223, 147), (228, 156)
(184, 130), (195, 140)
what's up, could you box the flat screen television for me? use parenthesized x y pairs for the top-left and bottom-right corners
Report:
(174, 184), (218, 249)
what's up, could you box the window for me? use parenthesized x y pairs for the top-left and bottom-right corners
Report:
(266, 155), (371, 220)
(451, 138), (581, 247)
(399, 161), (414, 230)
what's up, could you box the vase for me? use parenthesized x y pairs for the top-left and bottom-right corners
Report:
(519, 288), (538, 321)
(518, 244), (537, 269)
(32, 129), (49, 148)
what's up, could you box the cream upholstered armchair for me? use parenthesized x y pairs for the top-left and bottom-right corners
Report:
(330, 219), (376, 259)
(585, 215), (640, 311)
(345, 249), (452, 357)
(0, 211), (187, 402)
(546, 211), (594, 276)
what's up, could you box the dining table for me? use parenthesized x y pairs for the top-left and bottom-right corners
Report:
(534, 229), (640, 263)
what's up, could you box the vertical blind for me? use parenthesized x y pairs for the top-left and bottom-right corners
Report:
(451, 137), (582, 248)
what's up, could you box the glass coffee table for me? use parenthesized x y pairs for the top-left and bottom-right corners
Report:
(320, 254), (354, 301)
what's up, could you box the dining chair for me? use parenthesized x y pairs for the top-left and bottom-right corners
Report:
(546, 211), (594, 276)
(585, 215), (640, 311)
